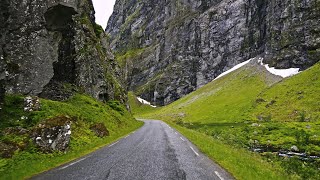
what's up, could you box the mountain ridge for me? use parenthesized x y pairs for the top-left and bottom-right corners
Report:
(106, 0), (320, 106)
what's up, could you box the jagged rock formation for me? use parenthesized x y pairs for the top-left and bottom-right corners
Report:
(0, 0), (126, 106)
(106, 0), (320, 106)
(32, 115), (73, 152)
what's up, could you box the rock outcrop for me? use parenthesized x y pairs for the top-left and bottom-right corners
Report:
(0, 0), (126, 105)
(106, 0), (320, 105)
(32, 115), (73, 152)
(90, 123), (109, 137)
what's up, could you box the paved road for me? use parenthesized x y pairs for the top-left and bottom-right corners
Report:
(32, 120), (233, 180)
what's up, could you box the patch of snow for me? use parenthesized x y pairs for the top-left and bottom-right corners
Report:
(137, 97), (157, 108)
(36, 137), (42, 141)
(214, 59), (253, 81)
(66, 124), (71, 130)
(49, 139), (53, 144)
(258, 58), (300, 78)
(25, 96), (32, 103)
(65, 130), (71, 135)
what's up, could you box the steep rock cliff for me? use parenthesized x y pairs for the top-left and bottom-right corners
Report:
(106, 0), (320, 105)
(0, 0), (126, 108)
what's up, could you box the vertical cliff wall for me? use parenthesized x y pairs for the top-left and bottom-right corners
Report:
(0, 0), (126, 108)
(106, 0), (320, 105)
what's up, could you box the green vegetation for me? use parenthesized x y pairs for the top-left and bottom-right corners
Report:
(0, 94), (143, 179)
(131, 61), (320, 179)
(167, 121), (290, 180)
(93, 23), (104, 37)
(115, 48), (145, 66)
(251, 62), (320, 122)
(128, 92), (157, 116)
(140, 62), (272, 123)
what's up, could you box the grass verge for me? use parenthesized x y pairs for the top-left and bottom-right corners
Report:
(164, 120), (291, 180)
(0, 94), (143, 180)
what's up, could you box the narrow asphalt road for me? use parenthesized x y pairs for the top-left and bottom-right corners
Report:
(32, 120), (234, 180)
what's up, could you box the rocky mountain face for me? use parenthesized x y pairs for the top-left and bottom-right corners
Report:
(0, 0), (126, 109)
(106, 0), (320, 106)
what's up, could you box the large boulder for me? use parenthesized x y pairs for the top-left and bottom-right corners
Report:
(32, 115), (73, 152)
(0, 0), (127, 104)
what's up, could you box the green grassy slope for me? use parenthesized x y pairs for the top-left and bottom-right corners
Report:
(131, 60), (320, 179)
(0, 94), (143, 179)
(140, 61), (282, 123)
(128, 92), (157, 116)
(251, 62), (320, 122)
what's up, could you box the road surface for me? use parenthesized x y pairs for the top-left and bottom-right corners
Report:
(32, 120), (233, 180)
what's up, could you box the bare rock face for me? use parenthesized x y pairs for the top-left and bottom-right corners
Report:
(0, 0), (126, 104)
(106, 0), (320, 105)
(32, 115), (73, 152)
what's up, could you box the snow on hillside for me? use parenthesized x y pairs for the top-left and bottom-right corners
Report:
(213, 57), (300, 81)
(137, 97), (157, 108)
(258, 58), (300, 78)
(214, 59), (252, 81)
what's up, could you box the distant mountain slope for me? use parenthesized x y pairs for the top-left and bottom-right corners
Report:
(131, 59), (320, 179)
(139, 58), (283, 123)
(136, 59), (320, 123)
(107, 0), (320, 105)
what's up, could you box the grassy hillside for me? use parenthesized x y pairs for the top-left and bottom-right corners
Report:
(139, 61), (282, 122)
(131, 60), (320, 179)
(128, 91), (157, 116)
(251, 62), (320, 122)
(0, 94), (143, 179)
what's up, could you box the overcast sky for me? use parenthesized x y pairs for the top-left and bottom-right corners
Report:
(92, 0), (116, 29)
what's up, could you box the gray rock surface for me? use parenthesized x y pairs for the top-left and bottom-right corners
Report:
(32, 115), (73, 152)
(106, 0), (320, 105)
(0, 0), (126, 104)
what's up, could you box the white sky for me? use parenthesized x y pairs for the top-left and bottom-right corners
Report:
(92, 0), (116, 29)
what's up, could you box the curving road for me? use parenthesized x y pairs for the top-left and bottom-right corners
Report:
(32, 120), (233, 180)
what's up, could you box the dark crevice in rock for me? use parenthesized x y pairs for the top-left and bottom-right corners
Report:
(40, 4), (78, 100)
(44, 4), (77, 31)
(0, 0), (10, 30)
(0, 0), (9, 107)
(0, 80), (5, 109)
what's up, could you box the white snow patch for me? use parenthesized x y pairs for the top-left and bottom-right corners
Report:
(258, 58), (300, 78)
(214, 59), (252, 81)
(36, 137), (42, 141)
(65, 130), (72, 135)
(137, 97), (157, 108)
